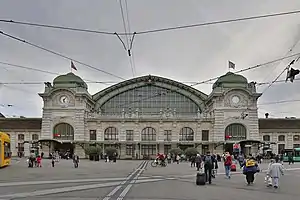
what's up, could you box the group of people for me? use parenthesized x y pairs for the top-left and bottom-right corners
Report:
(190, 152), (285, 188)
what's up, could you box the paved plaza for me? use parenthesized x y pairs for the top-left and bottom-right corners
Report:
(0, 159), (300, 200)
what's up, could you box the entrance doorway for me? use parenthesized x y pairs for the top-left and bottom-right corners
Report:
(53, 142), (74, 158)
(178, 144), (193, 151)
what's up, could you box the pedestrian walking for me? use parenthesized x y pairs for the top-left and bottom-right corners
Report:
(268, 159), (284, 189)
(242, 155), (258, 185)
(224, 152), (232, 179)
(195, 154), (202, 171)
(265, 159), (275, 187)
(203, 151), (215, 184)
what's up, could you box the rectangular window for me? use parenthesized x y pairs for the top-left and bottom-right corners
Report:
(278, 144), (285, 154)
(164, 145), (171, 154)
(164, 130), (172, 141)
(293, 144), (300, 148)
(126, 130), (134, 141)
(293, 135), (300, 141)
(4, 142), (11, 159)
(202, 130), (209, 141)
(126, 145), (134, 156)
(18, 134), (24, 141)
(89, 130), (97, 140)
(141, 145), (156, 156)
(18, 143), (24, 152)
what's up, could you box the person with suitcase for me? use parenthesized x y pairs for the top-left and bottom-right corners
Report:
(203, 151), (215, 184)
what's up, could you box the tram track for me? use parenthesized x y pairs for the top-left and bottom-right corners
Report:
(102, 160), (148, 200)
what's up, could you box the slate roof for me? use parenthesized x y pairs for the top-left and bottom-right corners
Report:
(0, 118), (42, 130)
(259, 118), (300, 129)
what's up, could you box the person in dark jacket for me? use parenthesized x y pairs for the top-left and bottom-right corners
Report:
(212, 154), (218, 178)
(190, 155), (196, 167)
(203, 151), (215, 184)
(242, 155), (258, 185)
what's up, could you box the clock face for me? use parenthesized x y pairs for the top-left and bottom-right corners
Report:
(231, 95), (240, 104)
(60, 95), (69, 105)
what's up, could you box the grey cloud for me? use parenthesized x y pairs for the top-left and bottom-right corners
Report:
(1, 0), (300, 117)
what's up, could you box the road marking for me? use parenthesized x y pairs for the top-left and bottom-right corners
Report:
(0, 177), (164, 199)
(116, 161), (148, 200)
(102, 161), (146, 200)
(0, 176), (150, 187)
(0, 181), (121, 198)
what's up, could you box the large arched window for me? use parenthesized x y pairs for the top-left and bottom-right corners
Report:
(179, 127), (194, 141)
(141, 127), (156, 141)
(263, 135), (271, 142)
(100, 85), (200, 116)
(53, 123), (74, 140)
(225, 124), (246, 141)
(104, 127), (118, 140)
(278, 135), (285, 142)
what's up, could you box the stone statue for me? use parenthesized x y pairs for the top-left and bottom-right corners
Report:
(128, 108), (132, 118)
(173, 108), (176, 117)
(197, 108), (201, 118)
(160, 109), (163, 118)
(135, 108), (139, 118)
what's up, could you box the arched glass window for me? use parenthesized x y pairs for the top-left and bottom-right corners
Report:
(263, 135), (271, 142)
(225, 124), (247, 141)
(179, 127), (194, 141)
(53, 123), (74, 140)
(104, 127), (118, 140)
(141, 127), (156, 141)
(32, 134), (39, 141)
(278, 135), (285, 142)
(100, 85), (200, 116)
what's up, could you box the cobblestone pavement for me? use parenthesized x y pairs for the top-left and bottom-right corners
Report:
(0, 159), (299, 200)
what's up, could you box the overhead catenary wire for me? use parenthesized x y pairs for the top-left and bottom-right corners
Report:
(191, 52), (300, 86)
(260, 32), (300, 84)
(96, 53), (300, 111)
(118, 0), (135, 77)
(0, 61), (111, 85)
(2, 52), (300, 87)
(0, 30), (126, 80)
(258, 99), (300, 106)
(1, 10), (300, 35)
(261, 57), (299, 94)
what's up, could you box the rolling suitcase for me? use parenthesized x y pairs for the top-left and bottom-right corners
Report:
(231, 163), (237, 171)
(196, 172), (206, 185)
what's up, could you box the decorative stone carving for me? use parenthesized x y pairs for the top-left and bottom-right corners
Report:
(197, 109), (201, 118)
(128, 108), (132, 118)
(224, 90), (249, 108)
(122, 108), (125, 118)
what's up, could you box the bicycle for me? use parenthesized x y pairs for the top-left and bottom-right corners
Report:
(151, 159), (167, 167)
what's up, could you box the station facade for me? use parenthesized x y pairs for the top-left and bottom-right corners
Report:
(1, 72), (299, 158)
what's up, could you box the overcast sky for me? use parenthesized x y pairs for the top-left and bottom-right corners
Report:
(1, 0), (300, 118)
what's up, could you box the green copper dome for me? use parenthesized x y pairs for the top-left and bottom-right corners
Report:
(53, 73), (88, 89)
(212, 72), (248, 89)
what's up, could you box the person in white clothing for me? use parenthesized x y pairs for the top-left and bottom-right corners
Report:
(265, 159), (274, 187)
(268, 159), (284, 189)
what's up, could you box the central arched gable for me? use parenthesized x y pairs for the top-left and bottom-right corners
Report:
(93, 75), (208, 113)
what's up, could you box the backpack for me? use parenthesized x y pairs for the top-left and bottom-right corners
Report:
(204, 155), (213, 165)
(245, 159), (255, 167)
